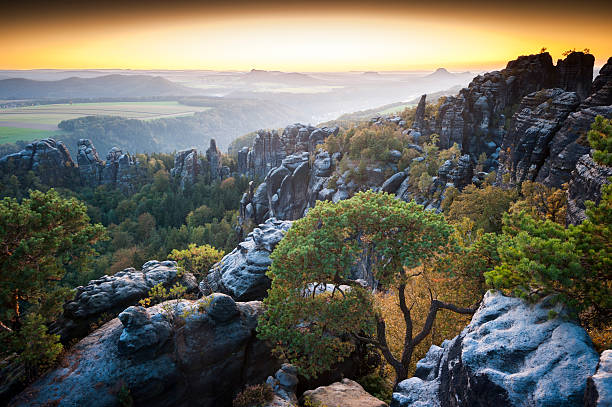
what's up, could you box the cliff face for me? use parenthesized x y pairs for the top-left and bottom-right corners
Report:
(496, 89), (580, 187)
(234, 52), (609, 228)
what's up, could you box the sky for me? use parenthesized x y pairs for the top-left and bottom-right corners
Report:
(1, 0), (611, 71)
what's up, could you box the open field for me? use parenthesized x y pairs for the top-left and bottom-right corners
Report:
(0, 127), (65, 144)
(0, 101), (212, 126)
(0, 101), (212, 145)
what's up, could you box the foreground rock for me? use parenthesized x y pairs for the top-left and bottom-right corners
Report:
(11, 294), (280, 407)
(54, 260), (197, 342)
(264, 364), (300, 407)
(303, 378), (388, 407)
(391, 291), (600, 407)
(202, 218), (292, 301)
(585, 350), (612, 407)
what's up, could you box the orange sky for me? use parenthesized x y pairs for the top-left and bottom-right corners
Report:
(1, 1), (611, 71)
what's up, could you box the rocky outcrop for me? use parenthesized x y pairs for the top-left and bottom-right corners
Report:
(536, 106), (612, 187)
(170, 148), (202, 188)
(206, 138), (226, 180)
(433, 52), (559, 156)
(431, 52), (593, 163)
(76, 138), (104, 185)
(391, 291), (600, 407)
(566, 154), (612, 225)
(53, 260), (197, 342)
(413, 94), (427, 132)
(202, 219), (292, 301)
(303, 379), (387, 407)
(242, 124), (338, 179)
(98, 146), (141, 191)
(496, 89), (580, 187)
(582, 57), (612, 108)
(264, 364), (300, 407)
(0, 138), (77, 186)
(238, 146), (250, 174)
(240, 148), (346, 225)
(11, 294), (280, 407)
(585, 350), (612, 407)
(556, 52), (595, 101)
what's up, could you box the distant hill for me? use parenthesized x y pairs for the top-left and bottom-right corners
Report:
(0, 75), (200, 99)
(243, 69), (320, 85)
(424, 68), (474, 80)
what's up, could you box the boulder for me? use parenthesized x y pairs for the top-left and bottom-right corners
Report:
(303, 378), (388, 407)
(202, 218), (292, 301)
(11, 295), (280, 407)
(54, 260), (197, 342)
(264, 364), (300, 407)
(566, 154), (612, 225)
(381, 172), (407, 194)
(391, 291), (600, 407)
(585, 350), (612, 407)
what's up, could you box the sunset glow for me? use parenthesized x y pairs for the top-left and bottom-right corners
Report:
(1, 1), (611, 71)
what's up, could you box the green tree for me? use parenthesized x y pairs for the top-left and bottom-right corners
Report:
(258, 191), (478, 386)
(588, 115), (612, 166)
(0, 189), (106, 373)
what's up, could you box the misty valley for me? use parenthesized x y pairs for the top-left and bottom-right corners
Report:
(0, 2), (611, 407)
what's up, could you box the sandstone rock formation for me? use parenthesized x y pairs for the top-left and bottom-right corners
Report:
(240, 124), (338, 179)
(264, 364), (300, 407)
(303, 378), (388, 407)
(202, 218), (292, 301)
(582, 57), (612, 108)
(99, 146), (141, 191)
(391, 291), (600, 407)
(566, 154), (612, 225)
(496, 88), (580, 187)
(76, 138), (104, 185)
(54, 260), (197, 342)
(556, 52), (595, 100)
(12, 294), (280, 407)
(206, 138), (227, 180)
(170, 148), (202, 188)
(585, 350), (612, 407)
(0, 138), (77, 186)
(0, 138), (142, 190)
(536, 106), (612, 188)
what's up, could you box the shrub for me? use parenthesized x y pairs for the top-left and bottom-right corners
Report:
(168, 243), (224, 279)
(232, 383), (274, 407)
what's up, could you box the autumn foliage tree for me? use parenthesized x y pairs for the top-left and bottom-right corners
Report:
(257, 191), (479, 386)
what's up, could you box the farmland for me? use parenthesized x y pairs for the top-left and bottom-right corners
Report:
(0, 101), (212, 143)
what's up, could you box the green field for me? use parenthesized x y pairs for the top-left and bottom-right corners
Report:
(0, 127), (65, 144)
(0, 101), (212, 144)
(377, 103), (414, 115)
